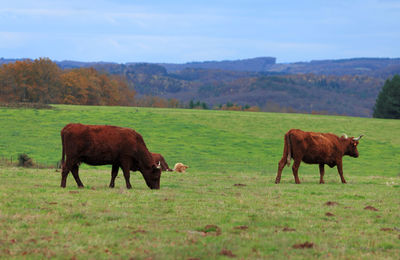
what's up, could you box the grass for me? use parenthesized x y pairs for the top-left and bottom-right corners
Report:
(0, 104), (399, 259)
(1, 105), (400, 176)
(1, 167), (399, 259)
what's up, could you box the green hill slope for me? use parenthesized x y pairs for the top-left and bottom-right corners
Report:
(1, 105), (399, 259)
(1, 105), (399, 178)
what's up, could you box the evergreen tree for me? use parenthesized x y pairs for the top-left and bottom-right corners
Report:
(373, 75), (400, 119)
(189, 99), (194, 109)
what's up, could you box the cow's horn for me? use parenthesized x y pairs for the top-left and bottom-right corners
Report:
(156, 161), (161, 169)
(353, 135), (364, 141)
(341, 133), (348, 139)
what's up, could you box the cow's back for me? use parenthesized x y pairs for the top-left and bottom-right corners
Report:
(288, 129), (340, 164)
(62, 123), (144, 165)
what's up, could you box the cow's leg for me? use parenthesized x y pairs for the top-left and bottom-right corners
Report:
(319, 164), (325, 184)
(71, 164), (84, 188)
(121, 163), (132, 189)
(275, 157), (286, 184)
(109, 164), (119, 188)
(292, 159), (301, 184)
(336, 161), (347, 184)
(60, 165), (70, 188)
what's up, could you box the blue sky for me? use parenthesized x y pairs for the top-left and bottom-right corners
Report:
(1, 0), (399, 63)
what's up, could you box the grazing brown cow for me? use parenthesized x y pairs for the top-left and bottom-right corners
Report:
(60, 123), (162, 189)
(151, 153), (173, 172)
(275, 129), (363, 184)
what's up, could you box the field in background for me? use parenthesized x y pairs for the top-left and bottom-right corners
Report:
(1, 104), (400, 176)
(0, 105), (399, 259)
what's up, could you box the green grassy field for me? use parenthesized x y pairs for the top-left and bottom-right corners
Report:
(0, 105), (399, 259)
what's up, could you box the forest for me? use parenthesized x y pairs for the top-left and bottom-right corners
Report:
(1, 57), (400, 116)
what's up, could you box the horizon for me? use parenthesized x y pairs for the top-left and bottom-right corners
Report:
(1, 0), (400, 64)
(1, 56), (400, 65)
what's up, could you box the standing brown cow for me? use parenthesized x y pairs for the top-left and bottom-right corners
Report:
(60, 123), (162, 189)
(275, 129), (363, 184)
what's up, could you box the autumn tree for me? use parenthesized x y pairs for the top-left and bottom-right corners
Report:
(0, 58), (135, 106)
(0, 59), (36, 102)
(29, 58), (63, 103)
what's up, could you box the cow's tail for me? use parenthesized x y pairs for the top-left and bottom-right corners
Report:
(285, 132), (292, 167)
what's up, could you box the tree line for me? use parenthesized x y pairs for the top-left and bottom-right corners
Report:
(0, 58), (134, 106)
(0, 58), (262, 112)
(1, 58), (398, 118)
(0, 58), (197, 109)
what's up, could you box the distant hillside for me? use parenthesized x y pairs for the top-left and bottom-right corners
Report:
(130, 68), (383, 117)
(157, 57), (276, 72)
(158, 57), (400, 77)
(268, 58), (400, 78)
(2, 57), (400, 117)
(3, 56), (399, 77)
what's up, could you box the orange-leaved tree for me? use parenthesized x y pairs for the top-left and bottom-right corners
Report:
(0, 58), (135, 106)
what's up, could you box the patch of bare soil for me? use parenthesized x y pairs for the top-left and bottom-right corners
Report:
(202, 225), (221, 236)
(324, 201), (338, 206)
(292, 241), (314, 249)
(131, 229), (147, 234)
(233, 183), (246, 187)
(364, 206), (378, 211)
(325, 212), (335, 217)
(220, 249), (236, 258)
(380, 228), (394, 232)
(234, 225), (248, 230)
(282, 227), (296, 232)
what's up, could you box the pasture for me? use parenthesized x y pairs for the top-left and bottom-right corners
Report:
(0, 105), (399, 259)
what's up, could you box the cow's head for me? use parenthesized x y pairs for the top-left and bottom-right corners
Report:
(142, 163), (162, 189)
(343, 134), (364, 158)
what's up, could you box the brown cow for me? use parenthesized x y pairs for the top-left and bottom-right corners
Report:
(60, 123), (162, 189)
(151, 153), (173, 172)
(275, 129), (363, 184)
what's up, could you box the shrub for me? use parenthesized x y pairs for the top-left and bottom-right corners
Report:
(18, 154), (34, 168)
